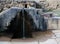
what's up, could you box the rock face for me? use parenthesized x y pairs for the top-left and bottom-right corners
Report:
(38, 0), (60, 10)
(47, 0), (60, 9)
(46, 0), (58, 9)
(1, 0), (60, 11)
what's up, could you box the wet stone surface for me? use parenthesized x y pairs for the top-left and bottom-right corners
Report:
(0, 29), (60, 44)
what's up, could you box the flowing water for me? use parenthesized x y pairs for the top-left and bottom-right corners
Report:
(0, 7), (47, 38)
